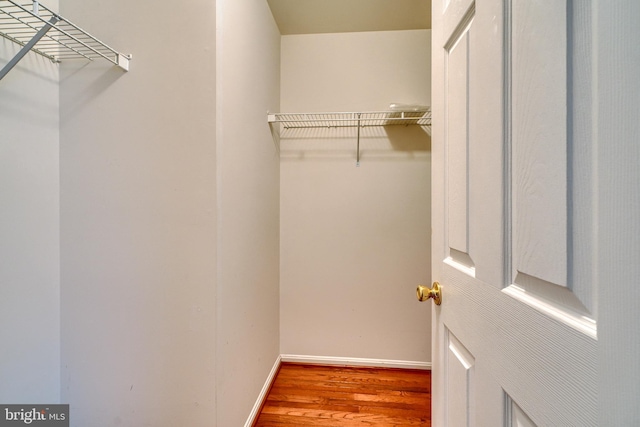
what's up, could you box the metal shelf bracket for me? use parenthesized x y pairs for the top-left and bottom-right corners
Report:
(356, 112), (361, 167)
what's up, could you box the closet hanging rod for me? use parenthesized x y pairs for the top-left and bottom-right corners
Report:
(0, 0), (131, 81)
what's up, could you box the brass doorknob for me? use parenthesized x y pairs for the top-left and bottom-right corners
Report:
(416, 282), (442, 305)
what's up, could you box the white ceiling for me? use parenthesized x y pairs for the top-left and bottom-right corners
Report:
(267, 0), (431, 35)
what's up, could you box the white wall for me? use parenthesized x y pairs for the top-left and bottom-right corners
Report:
(280, 30), (432, 363)
(59, 1), (217, 426)
(2, 1), (280, 423)
(0, 25), (60, 402)
(216, 1), (281, 425)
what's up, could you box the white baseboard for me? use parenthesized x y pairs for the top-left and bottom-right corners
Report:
(244, 353), (430, 426)
(243, 355), (282, 427)
(280, 354), (431, 370)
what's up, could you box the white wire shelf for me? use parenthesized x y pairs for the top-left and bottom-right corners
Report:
(268, 110), (431, 129)
(0, 0), (130, 80)
(268, 109), (431, 165)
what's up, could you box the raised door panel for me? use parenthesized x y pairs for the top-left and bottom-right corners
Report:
(507, 396), (538, 427)
(446, 18), (473, 270)
(505, 0), (597, 337)
(512, 0), (568, 289)
(445, 330), (475, 427)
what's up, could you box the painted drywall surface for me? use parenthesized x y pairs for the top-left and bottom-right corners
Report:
(280, 30), (432, 362)
(59, 1), (216, 426)
(215, 1), (281, 425)
(0, 25), (60, 402)
(281, 30), (431, 112)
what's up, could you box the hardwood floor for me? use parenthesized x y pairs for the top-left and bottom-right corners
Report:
(253, 363), (431, 426)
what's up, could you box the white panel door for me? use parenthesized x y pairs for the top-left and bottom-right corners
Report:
(431, 0), (598, 425)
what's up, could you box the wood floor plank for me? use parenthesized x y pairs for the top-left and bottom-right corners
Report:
(253, 363), (431, 426)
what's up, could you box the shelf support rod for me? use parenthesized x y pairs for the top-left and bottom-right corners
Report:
(356, 113), (361, 166)
(0, 15), (59, 81)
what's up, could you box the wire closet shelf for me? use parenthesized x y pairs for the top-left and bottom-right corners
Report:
(268, 109), (431, 166)
(0, 0), (130, 76)
(268, 110), (432, 129)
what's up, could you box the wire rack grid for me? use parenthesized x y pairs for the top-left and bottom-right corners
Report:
(0, 0), (128, 67)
